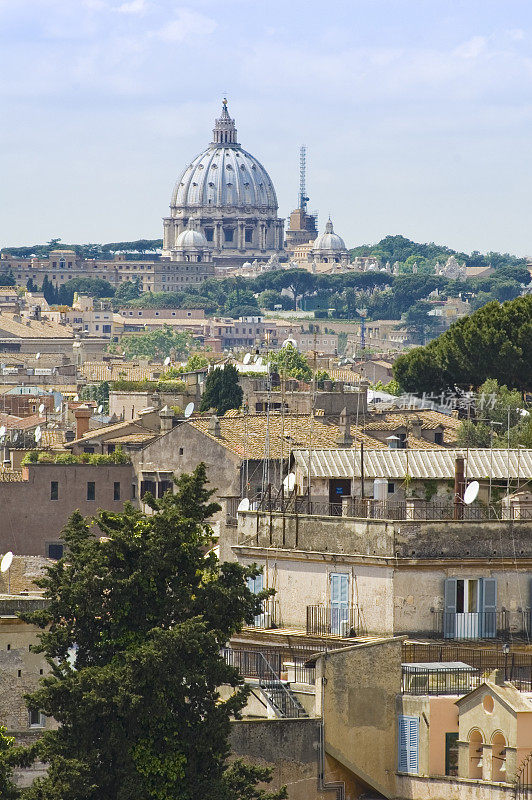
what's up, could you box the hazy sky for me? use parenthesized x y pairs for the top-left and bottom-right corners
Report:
(2, 0), (532, 255)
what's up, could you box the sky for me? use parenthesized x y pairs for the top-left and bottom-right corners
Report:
(1, 0), (532, 255)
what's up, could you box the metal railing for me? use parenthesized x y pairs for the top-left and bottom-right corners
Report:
(248, 599), (279, 629)
(306, 605), (364, 638)
(403, 642), (532, 693)
(515, 752), (532, 799)
(222, 648), (282, 680)
(253, 492), (532, 521)
(291, 660), (316, 685)
(401, 665), (480, 695)
(431, 610), (532, 642)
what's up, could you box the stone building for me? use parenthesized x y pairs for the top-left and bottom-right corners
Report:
(162, 100), (285, 266)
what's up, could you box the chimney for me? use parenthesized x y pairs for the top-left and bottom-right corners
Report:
(410, 415), (422, 441)
(74, 405), (92, 439)
(337, 407), (353, 447)
(453, 454), (465, 520)
(208, 414), (221, 438)
(159, 405), (174, 433)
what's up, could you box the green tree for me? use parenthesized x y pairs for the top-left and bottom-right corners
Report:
(114, 279), (141, 303)
(120, 326), (193, 360)
(269, 343), (312, 382)
(19, 466), (285, 800)
(272, 269), (316, 310)
(200, 365), (243, 415)
(0, 726), (18, 800)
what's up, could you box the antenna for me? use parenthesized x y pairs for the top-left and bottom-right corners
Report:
(34, 426), (42, 443)
(299, 145), (309, 212)
(184, 402), (195, 419)
(164, 356), (171, 366)
(237, 498), (250, 513)
(38, 403), (45, 414)
(97, 404), (103, 414)
(243, 352), (251, 365)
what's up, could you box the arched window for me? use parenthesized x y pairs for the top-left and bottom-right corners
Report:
(469, 730), (484, 779)
(491, 733), (507, 781)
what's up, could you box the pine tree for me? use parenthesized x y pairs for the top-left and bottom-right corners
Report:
(0, 726), (18, 799)
(19, 465), (285, 800)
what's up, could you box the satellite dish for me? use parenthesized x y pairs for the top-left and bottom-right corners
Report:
(0, 426), (6, 437)
(13, 432), (19, 442)
(282, 338), (298, 349)
(34, 426), (42, 442)
(256, 356), (263, 367)
(184, 402), (195, 419)
(283, 472), (296, 492)
(243, 353), (251, 365)
(55, 405), (61, 413)
(0, 552), (13, 573)
(237, 498), (250, 512)
(97, 404), (103, 414)
(35, 352), (40, 360)
(38, 403), (45, 414)
(463, 481), (480, 505)
(74, 395), (79, 401)
(164, 356), (171, 366)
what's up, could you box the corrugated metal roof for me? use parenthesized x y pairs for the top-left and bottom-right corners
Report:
(293, 448), (532, 480)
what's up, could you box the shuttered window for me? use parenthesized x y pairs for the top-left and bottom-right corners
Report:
(398, 715), (419, 774)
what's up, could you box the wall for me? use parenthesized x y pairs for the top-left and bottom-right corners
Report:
(0, 463), (134, 555)
(395, 774), (515, 800)
(318, 637), (404, 798)
(229, 718), (332, 800)
(429, 697), (460, 777)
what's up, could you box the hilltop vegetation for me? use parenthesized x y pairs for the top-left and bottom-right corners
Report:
(393, 295), (532, 393)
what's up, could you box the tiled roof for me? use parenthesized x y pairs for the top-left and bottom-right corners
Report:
(0, 412), (44, 431)
(0, 315), (74, 338)
(328, 369), (362, 384)
(81, 361), (165, 382)
(189, 413), (388, 460)
(106, 433), (157, 444)
(68, 420), (151, 446)
(363, 410), (459, 441)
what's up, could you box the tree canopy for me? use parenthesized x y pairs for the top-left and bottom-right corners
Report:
(200, 364), (243, 415)
(117, 326), (194, 360)
(393, 295), (532, 393)
(269, 343), (312, 382)
(18, 465), (285, 800)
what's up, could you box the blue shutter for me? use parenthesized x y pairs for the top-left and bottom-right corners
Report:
(398, 715), (419, 773)
(480, 577), (497, 638)
(443, 578), (457, 639)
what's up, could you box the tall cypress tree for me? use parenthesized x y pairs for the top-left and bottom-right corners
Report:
(20, 465), (285, 800)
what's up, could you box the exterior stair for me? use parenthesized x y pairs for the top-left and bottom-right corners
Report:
(259, 679), (309, 718)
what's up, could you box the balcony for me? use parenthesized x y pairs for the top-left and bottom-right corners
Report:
(306, 604), (364, 638)
(431, 610), (532, 641)
(248, 598), (279, 630)
(402, 663), (480, 695)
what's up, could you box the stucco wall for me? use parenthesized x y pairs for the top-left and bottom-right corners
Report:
(395, 773), (515, 800)
(0, 463), (134, 556)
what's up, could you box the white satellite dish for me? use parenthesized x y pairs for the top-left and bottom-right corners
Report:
(35, 352), (40, 360)
(184, 402), (195, 419)
(256, 356), (263, 367)
(164, 356), (171, 366)
(55, 405), (61, 413)
(237, 498), (250, 512)
(282, 338), (298, 349)
(74, 395), (79, 401)
(38, 403), (45, 414)
(0, 426), (6, 437)
(34, 426), (42, 442)
(0, 551), (13, 573)
(463, 480), (480, 505)
(97, 404), (103, 414)
(243, 353), (251, 365)
(13, 432), (19, 442)
(283, 472), (296, 492)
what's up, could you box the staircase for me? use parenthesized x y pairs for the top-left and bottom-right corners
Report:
(259, 679), (309, 718)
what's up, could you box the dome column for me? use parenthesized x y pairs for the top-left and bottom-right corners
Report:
(237, 221), (245, 251)
(215, 221), (223, 251)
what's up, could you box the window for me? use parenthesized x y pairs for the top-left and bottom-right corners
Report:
(397, 715), (419, 774)
(388, 482), (395, 494)
(434, 431), (444, 445)
(131, 484), (136, 499)
(113, 482), (121, 501)
(205, 228), (214, 242)
(443, 577), (497, 639)
(50, 481), (58, 500)
(179, 447), (184, 455)
(47, 543), (64, 560)
(158, 480), (173, 497)
(87, 482), (95, 501)
(245, 228), (253, 243)
(83, 446), (94, 454)
(140, 480), (156, 498)
(223, 227), (234, 243)
(102, 325), (111, 333)
(330, 573), (349, 635)
(29, 710), (45, 728)
(445, 732), (459, 776)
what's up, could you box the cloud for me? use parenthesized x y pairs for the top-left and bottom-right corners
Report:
(454, 36), (488, 59)
(153, 8), (216, 43)
(117, 0), (146, 13)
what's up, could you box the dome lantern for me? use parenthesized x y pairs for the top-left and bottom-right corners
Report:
(212, 98), (239, 147)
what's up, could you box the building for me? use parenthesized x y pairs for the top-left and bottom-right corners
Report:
(162, 99), (285, 266)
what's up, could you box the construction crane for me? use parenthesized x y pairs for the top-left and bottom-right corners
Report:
(299, 145), (309, 212)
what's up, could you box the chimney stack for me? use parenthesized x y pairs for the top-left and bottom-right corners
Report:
(208, 414), (221, 438)
(159, 405), (174, 433)
(74, 405), (91, 440)
(337, 407), (353, 448)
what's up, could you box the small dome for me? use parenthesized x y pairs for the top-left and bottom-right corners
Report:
(174, 229), (209, 249)
(313, 219), (346, 252)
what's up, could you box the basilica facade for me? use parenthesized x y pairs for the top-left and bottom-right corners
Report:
(163, 100), (285, 265)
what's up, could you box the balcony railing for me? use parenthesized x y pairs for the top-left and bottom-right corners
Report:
(401, 665), (481, 695)
(248, 599), (279, 630)
(306, 604), (364, 638)
(222, 648), (282, 680)
(431, 610), (532, 641)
